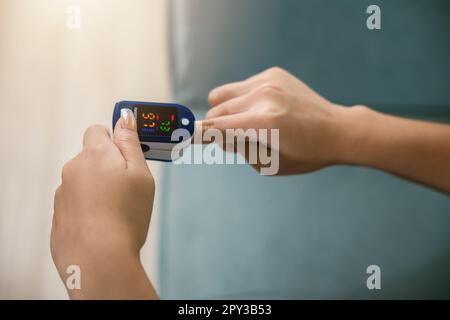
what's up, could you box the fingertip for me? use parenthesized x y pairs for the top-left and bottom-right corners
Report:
(208, 84), (234, 107)
(113, 109), (137, 140)
(120, 108), (137, 131)
(208, 88), (220, 106)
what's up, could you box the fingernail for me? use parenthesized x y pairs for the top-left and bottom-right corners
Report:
(121, 108), (135, 129)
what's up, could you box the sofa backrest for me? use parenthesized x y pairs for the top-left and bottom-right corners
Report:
(169, 0), (450, 116)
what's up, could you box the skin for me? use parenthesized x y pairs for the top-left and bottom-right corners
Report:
(51, 67), (450, 299)
(51, 109), (158, 299)
(201, 67), (450, 194)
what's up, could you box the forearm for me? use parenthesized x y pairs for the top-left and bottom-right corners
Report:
(336, 106), (450, 195)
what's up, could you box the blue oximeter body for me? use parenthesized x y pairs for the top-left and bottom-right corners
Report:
(113, 101), (195, 161)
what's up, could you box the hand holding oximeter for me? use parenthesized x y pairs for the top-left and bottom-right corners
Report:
(113, 101), (195, 161)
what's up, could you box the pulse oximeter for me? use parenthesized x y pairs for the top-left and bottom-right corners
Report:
(113, 101), (195, 161)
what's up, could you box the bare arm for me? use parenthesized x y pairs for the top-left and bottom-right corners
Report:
(338, 107), (450, 195)
(201, 67), (450, 195)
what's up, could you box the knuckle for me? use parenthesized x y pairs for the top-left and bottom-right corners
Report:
(86, 143), (108, 156)
(255, 105), (283, 125)
(85, 124), (107, 135)
(84, 125), (99, 139)
(254, 83), (282, 97)
(208, 89), (219, 104)
(265, 66), (285, 77)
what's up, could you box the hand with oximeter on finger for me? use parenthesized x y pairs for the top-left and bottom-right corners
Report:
(51, 68), (450, 300)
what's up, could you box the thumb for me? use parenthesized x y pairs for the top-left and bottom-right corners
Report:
(114, 108), (147, 169)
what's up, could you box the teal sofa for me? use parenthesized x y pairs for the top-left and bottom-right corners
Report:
(158, 0), (450, 299)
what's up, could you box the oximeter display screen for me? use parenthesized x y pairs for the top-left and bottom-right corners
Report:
(134, 105), (178, 136)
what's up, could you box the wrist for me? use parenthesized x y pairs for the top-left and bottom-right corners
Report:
(67, 250), (153, 299)
(333, 104), (379, 166)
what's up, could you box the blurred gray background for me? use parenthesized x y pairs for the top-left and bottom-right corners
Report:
(0, 0), (168, 299)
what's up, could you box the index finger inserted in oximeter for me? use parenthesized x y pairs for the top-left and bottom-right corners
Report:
(112, 101), (195, 162)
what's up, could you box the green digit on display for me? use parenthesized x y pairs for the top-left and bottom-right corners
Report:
(159, 120), (171, 132)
